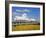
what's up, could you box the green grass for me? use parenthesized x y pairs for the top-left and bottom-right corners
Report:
(12, 24), (40, 31)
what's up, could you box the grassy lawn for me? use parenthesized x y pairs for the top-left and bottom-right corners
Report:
(12, 24), (40, 31)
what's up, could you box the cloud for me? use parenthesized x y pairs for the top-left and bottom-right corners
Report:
(14, 13), (27, 20)
(14, 13), (36, 21)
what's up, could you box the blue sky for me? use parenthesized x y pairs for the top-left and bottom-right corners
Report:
(12, 7), (40, 22)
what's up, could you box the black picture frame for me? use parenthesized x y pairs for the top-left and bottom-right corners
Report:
(5, 1), (45, 38)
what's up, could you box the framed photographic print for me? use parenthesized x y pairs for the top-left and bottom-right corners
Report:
(5, 1), (45, 37)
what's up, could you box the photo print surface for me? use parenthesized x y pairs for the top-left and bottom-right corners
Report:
(12, 7), (40, 31)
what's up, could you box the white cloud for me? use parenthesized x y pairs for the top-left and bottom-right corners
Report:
(30, 18), (36, 21)
(14, 13), (27, 20)
(14, 13), (36, 21)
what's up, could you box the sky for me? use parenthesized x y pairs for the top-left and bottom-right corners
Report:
(12, 7), (40, 22)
